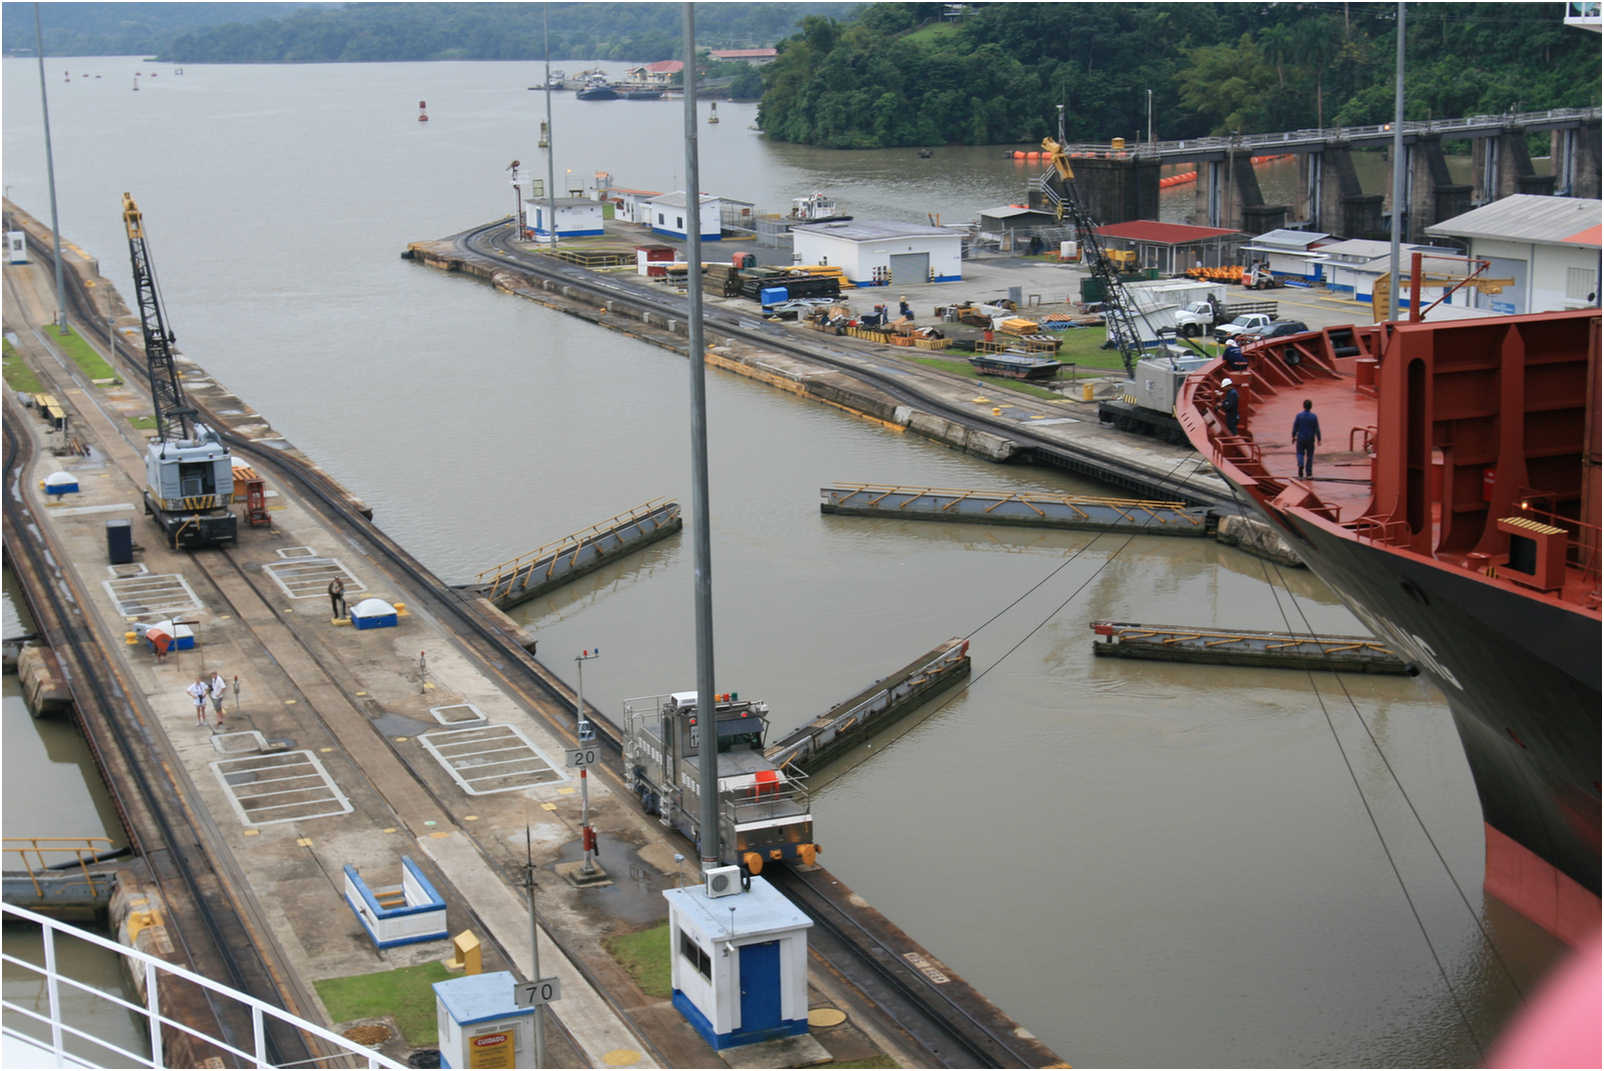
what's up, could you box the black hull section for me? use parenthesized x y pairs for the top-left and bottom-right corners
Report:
(1267, 510), (1600, 897)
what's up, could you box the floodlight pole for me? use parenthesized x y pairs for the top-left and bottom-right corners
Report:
(682, 2), (721, 875)
(33, 3), (67, 336)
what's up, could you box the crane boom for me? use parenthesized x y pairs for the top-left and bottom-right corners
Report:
(1037, 137), (1147, 377)
(121, 192), (193, 442)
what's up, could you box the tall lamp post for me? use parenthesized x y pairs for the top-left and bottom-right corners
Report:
(1146, 88), (1154, 144)
(575, 648), (599, 874)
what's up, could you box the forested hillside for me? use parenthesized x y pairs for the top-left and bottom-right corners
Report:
(158, 3), (857, 64)
(757, 2), (1602, 147)
(2, 3), (327, 56)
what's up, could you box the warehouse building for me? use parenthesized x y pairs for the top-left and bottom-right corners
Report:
(790, 220), (962, 286)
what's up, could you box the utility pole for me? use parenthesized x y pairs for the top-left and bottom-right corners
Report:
(523, 827), (545, 1068)
(682, 1), (721, 876)
(1146, 89), (1154, 145)
(33, 2), (67, 336)
(1388, 0), (1405, 321)
(543, 3), (558, 249)
(575, 648), (599, 874)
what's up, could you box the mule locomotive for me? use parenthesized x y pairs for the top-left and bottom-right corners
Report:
(622, 691), (818, 874)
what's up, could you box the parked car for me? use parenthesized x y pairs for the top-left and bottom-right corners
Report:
(1213, 312), (1274, 342)
(1243, 319), (1310, 341)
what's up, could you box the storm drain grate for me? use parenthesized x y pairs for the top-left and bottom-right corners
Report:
(263, 558), (364, 601)
(428, 703), (487, 726)
(419, 724), (565, 796)
(103, 573), (203, 619)
(106, 562), (149, 579)
(211, 750), (352, 826)
(276, 546), (318, 558)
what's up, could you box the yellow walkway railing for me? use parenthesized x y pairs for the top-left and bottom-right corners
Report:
(3, 836), (118, 899)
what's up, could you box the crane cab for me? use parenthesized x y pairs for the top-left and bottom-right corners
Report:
(143, 427), (238, 548)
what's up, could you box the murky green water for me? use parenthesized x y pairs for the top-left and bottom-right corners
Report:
(2, 57), (1568, 1066)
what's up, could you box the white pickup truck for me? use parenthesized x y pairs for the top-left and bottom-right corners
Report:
(1213, 312), (1274, 342)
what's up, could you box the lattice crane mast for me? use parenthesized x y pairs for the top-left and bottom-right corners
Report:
(1037, 137), (1146, 378)
(121, 192), (237, 549)
(122, 193), (194, 442)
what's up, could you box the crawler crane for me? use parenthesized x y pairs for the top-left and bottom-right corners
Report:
(1037, 137), (1212, 442)
(122, 193), (237, 548)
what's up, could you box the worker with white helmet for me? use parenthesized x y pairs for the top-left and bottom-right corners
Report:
(1219, 377), (1240, 435)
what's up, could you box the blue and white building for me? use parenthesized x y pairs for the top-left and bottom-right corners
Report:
(524, 196), (606, 239)
(649, 192), (723, 241)
(663, 873), (811, 1050)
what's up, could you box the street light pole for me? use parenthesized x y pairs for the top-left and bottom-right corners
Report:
(523, 827), (545, 1068)
(575, 648), (599, 874)
(1146, 89), (1153, 144)
(33, 2), (67, 336)
(543, 3), (558, 250)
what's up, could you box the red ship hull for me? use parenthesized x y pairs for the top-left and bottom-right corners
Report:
(1177, 309), (1601, 943)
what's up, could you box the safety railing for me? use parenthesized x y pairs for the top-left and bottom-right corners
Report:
(764, 639), (970, 770)
(1, 902), (406, 1069)
(4, 837), (117, 900)
(474, 498), (677, 600)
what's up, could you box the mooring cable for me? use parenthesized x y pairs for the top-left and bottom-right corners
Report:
(1222, 481), (1492, 1057)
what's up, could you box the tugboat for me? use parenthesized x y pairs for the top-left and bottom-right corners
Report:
(577, 82), (619, 101)
(788, 192), (851, 226)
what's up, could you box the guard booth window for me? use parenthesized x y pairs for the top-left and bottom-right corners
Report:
(680, 929), (711, 980)
(179, 461), (216, 497)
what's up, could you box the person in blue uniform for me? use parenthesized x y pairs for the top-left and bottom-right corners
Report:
(899, 296), (913, 320)
(1222, 336), (1249, 371)
(1219, 377), (1239, 434)
(1292, 398), (1321, 478)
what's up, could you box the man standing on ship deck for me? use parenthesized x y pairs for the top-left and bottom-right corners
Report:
(1292, 398), (1321, 479)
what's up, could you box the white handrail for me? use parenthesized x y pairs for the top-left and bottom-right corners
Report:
(1, 902), (407, 1069)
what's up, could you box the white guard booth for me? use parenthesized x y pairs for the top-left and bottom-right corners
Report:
(524, 196), (605, 240)
(7, 230), (28, 264)
(663, 872), (811, 1050)
(433, 971), (534, 1069)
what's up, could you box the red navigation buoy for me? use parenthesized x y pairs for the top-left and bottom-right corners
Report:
(418, 100), (429, 123)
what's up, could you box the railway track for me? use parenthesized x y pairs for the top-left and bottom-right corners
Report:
(2, 397), (316, 1068)
(25, 225), (1058, 1068)
(768, 866), (1044, 1068)
(457, 220), (1233, 511)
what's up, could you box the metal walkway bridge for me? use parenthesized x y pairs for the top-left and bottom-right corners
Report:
(820, 483), (1212, 536)
(1090, 620), (1409, 673)
(1052, 106), (1601, 163)
(472, 498), (682, 610)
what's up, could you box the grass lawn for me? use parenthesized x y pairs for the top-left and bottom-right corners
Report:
(314, 961), (452, 1046)
(604, 922), (672, 999)
(50, 325), (120, 383)
(823, 1058), (901, 1068)
(3, 340), (45, 393)
(129, 414), (158, 430)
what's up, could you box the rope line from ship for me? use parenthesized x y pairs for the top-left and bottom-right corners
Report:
(1219, 480), (1514, 1059)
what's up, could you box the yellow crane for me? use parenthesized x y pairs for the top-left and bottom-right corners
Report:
(1371, 253), (1514, 322)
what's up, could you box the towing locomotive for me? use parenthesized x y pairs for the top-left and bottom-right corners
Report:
(622, 691), (818, 874)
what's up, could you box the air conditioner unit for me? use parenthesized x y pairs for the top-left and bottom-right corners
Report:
(705, 865), (743, 899)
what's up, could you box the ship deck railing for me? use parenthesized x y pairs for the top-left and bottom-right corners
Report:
(1, 902), (405, 1069)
